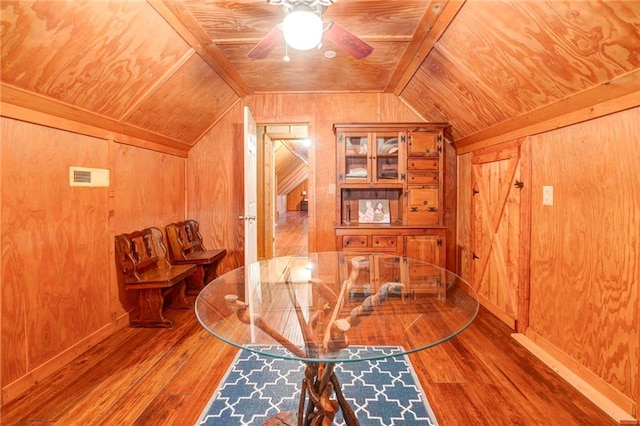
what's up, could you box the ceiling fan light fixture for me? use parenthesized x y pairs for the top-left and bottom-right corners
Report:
(282, 6), (323, 51)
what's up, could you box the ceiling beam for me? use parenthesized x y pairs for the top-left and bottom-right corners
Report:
(454, 69), (640, 154)
(1, 84), (191, 155)
(387, 0), (466, 95)
(148, 0), (253, 98)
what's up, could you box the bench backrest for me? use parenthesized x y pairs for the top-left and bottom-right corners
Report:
(165, 220), (206, 261)
(115, 227), (170, 281)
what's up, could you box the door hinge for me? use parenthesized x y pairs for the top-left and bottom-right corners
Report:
(339, 135), (344, 143)
(338, 173), (344, 181)
(401, 172), (406, 181)
(437, 145), (442, 153)
(437, 239), (443, 246)
(437, 134), (442, 142)
(514, 180), (524, 189)
(401, 134), (406, 143)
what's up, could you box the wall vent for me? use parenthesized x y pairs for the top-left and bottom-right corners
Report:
(69, 167), (110, 187)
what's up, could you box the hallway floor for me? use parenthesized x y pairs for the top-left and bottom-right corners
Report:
(275, 210), (307, 256)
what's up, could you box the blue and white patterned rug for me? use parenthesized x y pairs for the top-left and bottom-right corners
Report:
(197, 345), (438, 426)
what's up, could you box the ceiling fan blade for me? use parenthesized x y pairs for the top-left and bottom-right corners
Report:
(247, 25), (283, 59)
(324, 22), (373, 60)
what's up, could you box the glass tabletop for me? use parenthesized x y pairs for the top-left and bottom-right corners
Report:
(195, 251), (479, 363)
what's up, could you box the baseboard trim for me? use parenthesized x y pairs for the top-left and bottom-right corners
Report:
(2, 313), (130, 404)
(511, 333), (637, 425)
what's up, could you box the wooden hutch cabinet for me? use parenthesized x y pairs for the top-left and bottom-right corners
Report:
(334, 123), (454, 270)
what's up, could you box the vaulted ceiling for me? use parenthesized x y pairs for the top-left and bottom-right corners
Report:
(2, 1), (639, 155)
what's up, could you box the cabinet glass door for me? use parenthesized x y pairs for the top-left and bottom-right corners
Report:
(343, 133), (369, 181)
(374, 133), (401, 182)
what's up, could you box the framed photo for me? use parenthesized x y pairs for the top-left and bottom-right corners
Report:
(358, 199), (390, 224)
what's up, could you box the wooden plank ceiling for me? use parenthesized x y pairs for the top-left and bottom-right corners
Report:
(1, 1), (639, 155)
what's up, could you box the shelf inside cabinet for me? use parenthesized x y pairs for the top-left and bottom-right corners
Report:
(345, 154), (368, 179)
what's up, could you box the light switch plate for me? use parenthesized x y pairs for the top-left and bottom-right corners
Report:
(542, 185), (553, 206)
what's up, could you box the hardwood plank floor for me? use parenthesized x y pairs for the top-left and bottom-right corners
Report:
(275, 210), (308, 256)
(1, 214), (618, 425)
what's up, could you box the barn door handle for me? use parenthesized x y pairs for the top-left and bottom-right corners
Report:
(472, 252), (480, 260)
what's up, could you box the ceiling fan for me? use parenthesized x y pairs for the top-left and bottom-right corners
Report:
(248, 0), (374, 60)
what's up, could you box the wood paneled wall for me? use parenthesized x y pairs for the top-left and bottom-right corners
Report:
(528, 108), (639, 411)
(456, 107), (640, 416)
(1, 119), (111, 401)
(1, 117), (187, 403)
(186, 102), (246, 274)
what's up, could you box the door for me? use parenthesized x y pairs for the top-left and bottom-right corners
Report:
(243, 106), (258, 265)
(471, 139), (531, 330)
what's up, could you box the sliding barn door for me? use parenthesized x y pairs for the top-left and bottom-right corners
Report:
(471, 140), (531, 330)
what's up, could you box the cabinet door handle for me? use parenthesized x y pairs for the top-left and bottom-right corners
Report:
(410, 207), (418, 212)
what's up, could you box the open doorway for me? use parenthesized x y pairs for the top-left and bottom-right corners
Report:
(256, 124), (309, 258)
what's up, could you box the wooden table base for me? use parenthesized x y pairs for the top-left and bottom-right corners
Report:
(261, 363), (360, 426)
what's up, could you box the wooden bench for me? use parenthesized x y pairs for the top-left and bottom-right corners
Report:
(114, 227), (197, 328)
(165, 220), (226, 294)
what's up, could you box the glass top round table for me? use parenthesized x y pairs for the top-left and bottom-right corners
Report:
(195, 251), (479, 363)
(195, 252), (479, 425)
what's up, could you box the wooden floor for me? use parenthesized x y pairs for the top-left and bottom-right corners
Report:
(1, 213), (618, 426)
(275, 210), (308, 256)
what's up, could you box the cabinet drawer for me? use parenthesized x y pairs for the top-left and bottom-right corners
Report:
(407, 186), (439, 208)
(407, 186), (439, 225)
(407, 158), (439, 170)
(407, 208), (439, 225)
(407, 171), (438, 184)
(409, 264), (440, 278)
(408, 132), (440, 156)
(371, 235), (397, 249)
(341, 235), (368, 249)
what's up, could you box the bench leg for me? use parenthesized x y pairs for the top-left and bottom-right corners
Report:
(166, 280), (191, 310)
(202, 263), (218, 287)
(186, 266), (205, 295)
(130, 288), (173, 328)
